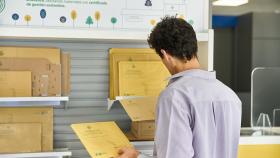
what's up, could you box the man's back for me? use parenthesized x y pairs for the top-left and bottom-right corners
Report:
(155, 69), (242, 158)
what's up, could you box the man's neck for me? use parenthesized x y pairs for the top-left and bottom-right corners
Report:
(173, 58), (201, 74)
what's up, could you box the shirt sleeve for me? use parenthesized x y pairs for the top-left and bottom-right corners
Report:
(155, 88), (194, 158)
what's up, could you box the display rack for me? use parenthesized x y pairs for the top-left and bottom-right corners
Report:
(0, 151), (71, 158)
(107, 96), (146, 110)
(0, 96), (69, 107)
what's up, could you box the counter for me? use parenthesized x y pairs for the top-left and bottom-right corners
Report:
(133, 128), (280, 158)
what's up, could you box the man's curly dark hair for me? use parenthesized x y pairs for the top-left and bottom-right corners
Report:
(147, 16), (198, 61)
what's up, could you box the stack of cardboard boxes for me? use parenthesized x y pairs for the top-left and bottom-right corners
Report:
(109, 48), (169, 140)
(0, 46), (71, 154)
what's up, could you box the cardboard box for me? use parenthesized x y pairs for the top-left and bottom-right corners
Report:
(0, 71), (32, 97)
(109, 48), (162, 99)
(0, 58), (61, 96)
(61, 53), (71, 96)
(0, 46), (61, 64)
(131, 121), (155, 140)
(47, 64), (61, 96)
(0, 107), (53, 151)
(120, 97), (157, 140)
(0, 123), (42, 153)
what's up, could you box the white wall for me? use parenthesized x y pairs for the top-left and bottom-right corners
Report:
(212, 0), (280, 15)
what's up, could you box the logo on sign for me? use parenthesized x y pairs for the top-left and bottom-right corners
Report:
(0, 0), (5, 14)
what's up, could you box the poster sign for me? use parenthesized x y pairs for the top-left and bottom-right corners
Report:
(0, 0), (208, 38)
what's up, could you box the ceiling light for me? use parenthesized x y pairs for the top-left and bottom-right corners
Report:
(213, 0), (249, 6)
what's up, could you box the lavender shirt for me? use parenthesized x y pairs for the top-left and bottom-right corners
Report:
(153, 69), (242, 158)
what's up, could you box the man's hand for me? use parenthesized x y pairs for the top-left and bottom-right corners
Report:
(116, 147), (139, 158)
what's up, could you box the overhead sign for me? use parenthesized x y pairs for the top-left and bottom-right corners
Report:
(0, 0), (208, 38)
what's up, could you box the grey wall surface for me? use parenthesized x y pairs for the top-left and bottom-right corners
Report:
(252, 13), (280, 68)
(214, 28), (235, 88)
(213, 28), (252, 127)
(234, 12), (280, 92)
(234, 13), (253, 92)
(212, 0), (280, 16)
(0, 39), (148, 158)
(237, 92), (251, 127)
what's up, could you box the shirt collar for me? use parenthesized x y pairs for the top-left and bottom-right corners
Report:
(167, 69), (216, 81)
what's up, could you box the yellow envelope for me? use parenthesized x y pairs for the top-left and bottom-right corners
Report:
(109, 48), (162, 99)
(119, 97), (157, 122)
(118, 61), (170, 97)
(71, 122), (132, 158)
(108, 45), (209, 100)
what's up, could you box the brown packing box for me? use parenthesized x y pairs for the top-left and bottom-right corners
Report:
(0, 107), (53, 151)
(0, 46), (61, 64)
(131, 121), (155, 140)
(109, 48), (162, 99)
(0, 123), (42, 153)
(0, 71), (32, 97)
(120, 97), (157, 140)
(48, 64), (61, 96)
(0, 58), (61, 96)
(61, 53), (71, 96)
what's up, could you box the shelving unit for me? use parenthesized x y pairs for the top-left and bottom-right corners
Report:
(107, 96), (146, 110)
(0, 151), (71, 158)
(0, 96), (69, 107)
(107, 29), (214, 110)
(0, 1), (211, 157)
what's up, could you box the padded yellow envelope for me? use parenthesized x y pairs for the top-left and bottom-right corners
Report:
(109, 48), (162, 99)
(0, 71), (32, 97)
(71, 122), (132, 158)
(0, 46), (61, 64)
(119, 97), (157, 121)
(118, 61), (170, 97)
(109, 46), (209, 99)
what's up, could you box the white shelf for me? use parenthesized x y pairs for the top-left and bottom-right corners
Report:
(0, 27), (211, 42)
(107, 96), (146, 110)
(0, 151), (71, 158)
(0, 97), (69, 107)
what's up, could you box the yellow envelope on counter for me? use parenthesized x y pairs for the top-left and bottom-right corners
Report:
(118, 61), (170, 97)
(71, 122), (132, 158)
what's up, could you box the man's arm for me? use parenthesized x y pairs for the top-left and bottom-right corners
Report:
(155, 89), (194, 158)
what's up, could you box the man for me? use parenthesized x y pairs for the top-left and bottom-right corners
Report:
(117, 16), (242, 158)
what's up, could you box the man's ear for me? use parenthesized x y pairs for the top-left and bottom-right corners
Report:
(160, 49), (168, 59)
